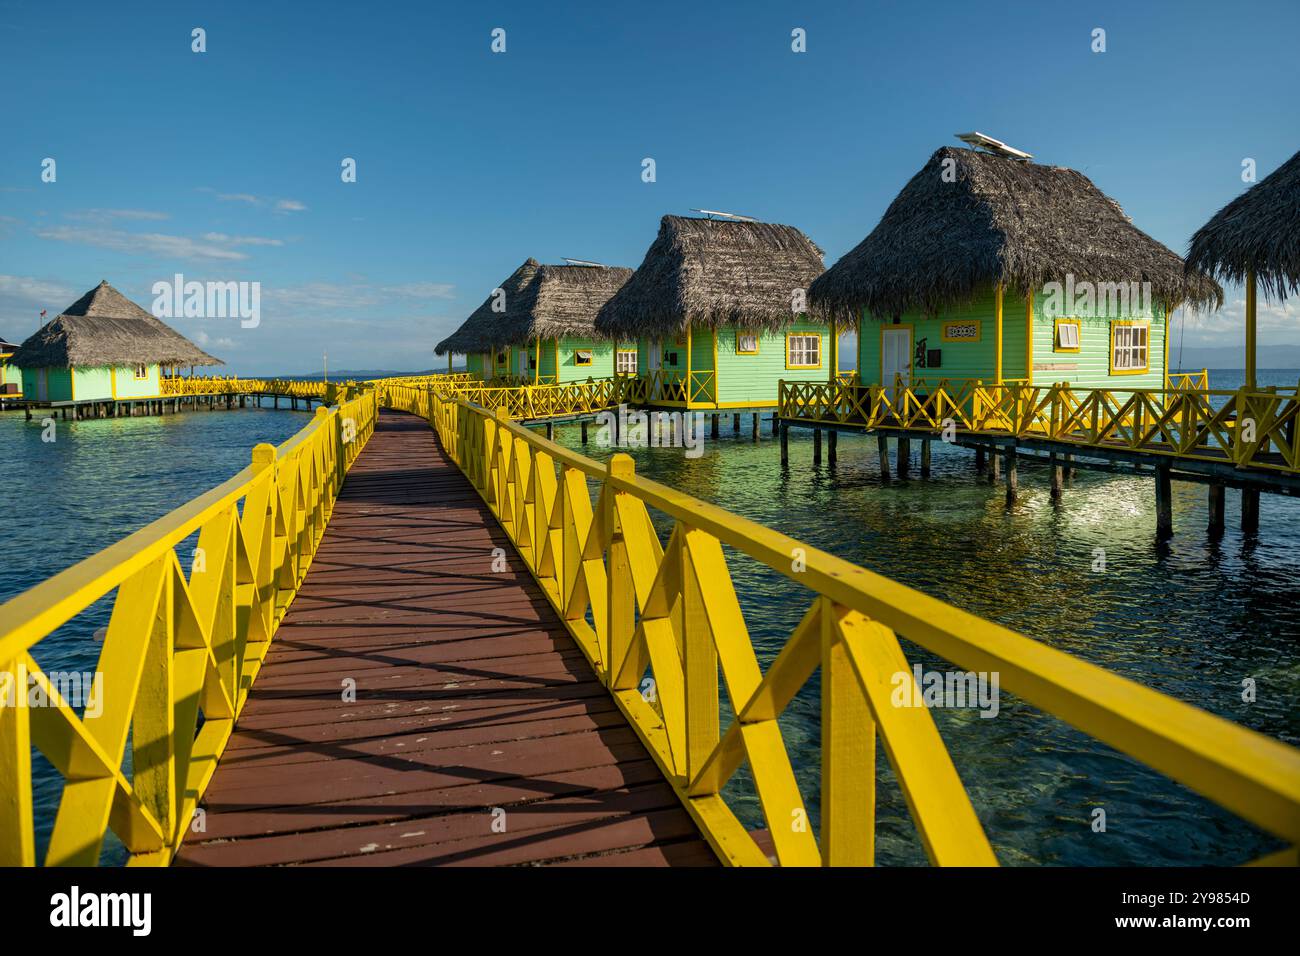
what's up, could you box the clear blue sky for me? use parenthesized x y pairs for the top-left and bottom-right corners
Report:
(1, 0), (1296, 373)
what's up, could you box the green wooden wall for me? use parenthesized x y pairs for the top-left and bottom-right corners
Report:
(856, 285), (1166, 391)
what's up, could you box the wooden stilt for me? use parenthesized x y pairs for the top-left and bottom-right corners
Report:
(813, 428), (822, 465)
(780, 421), (789, 465)
(545, 421), (555, 440)
(1065, 453), (1076, 481)
(581, 421), (588, 445)
(897, 436), (910, 478)
(733, 413), (741, 433)
(828, 429), (837, 466)
(771, 413), (779, 436)
(877, 434), (891, 481)
(1155, 464), (1172, 539)
(1242, 488), (1260, 535)
(1004, 445), (1018, 505)
(1208, 483), (1225, 537)
(711, 414), (719, 439)
(920, 439), (931, 478)
(974, 446), (985, 474)
(1049, 452), (1063, 501)
(987, 446), (1001, 483)
(751, 413), (759, 441)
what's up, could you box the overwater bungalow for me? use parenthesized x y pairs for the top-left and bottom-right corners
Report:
(809, 139), (1222, 394)
(434, 259), (633, 384)
(9, 280), (221, 403)
(594, 213), (832, 409)
(0, 336), (22, 401)
(1186, 148), (1300, 389)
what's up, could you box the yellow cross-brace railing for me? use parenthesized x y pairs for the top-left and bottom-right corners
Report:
(0, 389), (378, 865)
(780, 379), (1300, 476)
(386, 384), (1300, 866)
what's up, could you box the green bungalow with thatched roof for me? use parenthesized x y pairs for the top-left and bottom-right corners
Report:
(1186, 148), (1300, 390)
(809, 141), (1222, 394)
(0, 336), (22, 401)
(435, 259), (634, 384)
(594, 214), (832, 409)
(9, 280), (221, 403)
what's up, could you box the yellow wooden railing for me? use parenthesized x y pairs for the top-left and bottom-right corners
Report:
(411, 378), (620, 420)
(160, 376), (334, 399)
(383, 385), (1300, 866)
(781, 379), (1300, 476)
(0, 389), (379, 865)
(1169, 369), (1210, 392)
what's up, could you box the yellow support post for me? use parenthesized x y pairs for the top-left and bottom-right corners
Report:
(1024, 293), (1033, 385)
(994, 283), (1004, 384)
(1245, 269), (1257, 390)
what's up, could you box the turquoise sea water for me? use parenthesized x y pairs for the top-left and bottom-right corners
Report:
(2, 370), (1297, 865)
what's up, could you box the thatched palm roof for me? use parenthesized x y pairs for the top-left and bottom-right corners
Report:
(594, 215), (827, 337)
(809, 146), (1222, 322)
(1186, 149), (1300, 303)
(434, 258), (541, 356)
(493, 263), (632, 347)
(9, 280), (221, 368)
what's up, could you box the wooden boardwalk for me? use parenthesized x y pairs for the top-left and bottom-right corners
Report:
(177, 411), (717, 867)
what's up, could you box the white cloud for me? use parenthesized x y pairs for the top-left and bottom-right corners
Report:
(35, 225), (249, 261)
(65, 208), (170, 223)
(1173, 294), (1300, 346)
(0, 274), (76, 303)
(275, 199), (307, 213)
(216, 193), (260, 204)
(201, 232), (285, 247)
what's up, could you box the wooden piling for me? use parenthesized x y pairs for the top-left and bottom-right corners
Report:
(877, 434), (891, 481)
(581, 421), (588, 444)
(733, 413), (741, 433)
(1049, 452), (1063, 501)
(1242, 488), (1260, 535)
(813, 427), (822, 465)
(545, 421), (555, 440)
(1155, 464), (1172, 539)
(780, 421), (789, 465)
(987, 446), (1001, 483)
(974, 446), (985, 474)
(920, 439), (931, 478)
(1208, 483), (1225, 537)
(751, 413), (759, 441)
(1003, 445), (1018, 505)
(897, 436), (910, 478)
(711, 414), (719, 439)
(827, 429), (837, 466)
(771, 413), (779, 436)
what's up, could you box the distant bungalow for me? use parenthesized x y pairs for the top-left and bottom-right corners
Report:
(435, 259), (634, 384)
(594, 214), (831, 409)
(0, 336), (22, 400)
(9, 280), (221, 403)
(1187, 148), (1300, 389)
(809, 141), (1222, 393)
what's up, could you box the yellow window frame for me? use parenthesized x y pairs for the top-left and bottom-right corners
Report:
(1054, 318), (1082, 353)
(615, 348), (637, 374)
(785, 331), (823, 370)
(735, 331), (760, 355)
(573, 348), (593, 367)
(134, 363), (149, 380)
(1109, 319), (1151, 375)
(940, 320), (981, 343)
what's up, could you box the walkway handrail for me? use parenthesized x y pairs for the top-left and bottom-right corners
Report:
(780, 379), (1300, 476)
(400, 386), (1300, 866)
(0, 389), (379, 865)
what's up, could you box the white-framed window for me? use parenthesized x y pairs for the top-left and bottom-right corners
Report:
(736, 332), (759, 355)
(616, 349), (637, 374)
(134, 364), (148, 380)
(1111, 322), (1149, 373)
(786, 333), (821, 369)
(1055, 320), (1081, 351)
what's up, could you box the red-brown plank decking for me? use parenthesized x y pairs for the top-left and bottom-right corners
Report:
(176, 410), (716, 867)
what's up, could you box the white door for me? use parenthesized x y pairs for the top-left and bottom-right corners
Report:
(881, 328), (911, 399)
(647, 341), (662, 398)
(518, 349), (530, 379)
(37, 369), (48, 402)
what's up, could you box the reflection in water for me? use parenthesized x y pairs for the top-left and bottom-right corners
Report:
(548, 413), (1300, 865)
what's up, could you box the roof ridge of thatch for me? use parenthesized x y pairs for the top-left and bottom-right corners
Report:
(434, 258), (542, 355)
(1186, 148), (1300, 303)
(9, 280), (222, 368)
(594, 214), (827, 337)
(809, 146), (1222, 321)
